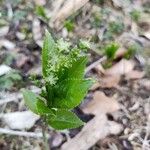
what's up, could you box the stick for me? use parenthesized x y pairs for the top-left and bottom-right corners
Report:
(0, 128), (49, 138)
(85, 56), (106, 74)
(61, 114), (123, 150)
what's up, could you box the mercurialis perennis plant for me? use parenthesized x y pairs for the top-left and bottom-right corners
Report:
(22, 30), (93, 130)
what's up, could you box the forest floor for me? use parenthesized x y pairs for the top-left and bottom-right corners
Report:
(0, 0), (150, 150)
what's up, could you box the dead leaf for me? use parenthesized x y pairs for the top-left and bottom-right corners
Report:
(16, 32), (26, 40)
(95, 64), (105, 75)
(83, 91), (120, 115)
(100, 75), (120, 88)
(90, 82), (100, 91)
(50, 0), (89, 29)
(129, 102), (140, 111)
(32, 18), (43, 47)
(0, 26), (9, 37)
(34, 0), (46, 5)
(112, 0), (130, 8)
(105, 59), (135, 76)
(16, 54), (29, 68)
(115, 47), (127, 58)
(0, 65), (11, 76)
(142, 32), (150, 40)
(125, 70), (145, 80)
(0, 39), (15, 50)
(51, 133), (64, 147)
(1, 111), (39, 130)
(138, 79), (150, 90)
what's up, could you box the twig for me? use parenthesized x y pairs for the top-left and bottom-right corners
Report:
(85, 56), (106, 74)
(0, 128), (50, 138)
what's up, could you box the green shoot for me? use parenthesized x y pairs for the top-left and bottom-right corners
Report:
(0, 70), (22, 91)
(102, 42), (119, 68)
(35, 5), (48, 21)
(64, 20), (75, 32)
(104, 42), (119, 60)
(130, 9), (141, 22)
(108, 21), (124, 34)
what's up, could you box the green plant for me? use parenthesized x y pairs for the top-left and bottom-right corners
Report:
(22, 31), (93, 130)
(13, 10), (27, 21)
(104, 42), (119, 60)
(64, 20), (75, 32)
(91, 11), (102, 28)
(79, 39), (91, 50)
(103, 42), (119, 68)
(92, 0), (104, 5)
(108, 21), (124, 34)
(0, 70), (22, 91)
(124, 44), (138, 59)
(35, 5), (48, 21)
(130, 9), (141, 22)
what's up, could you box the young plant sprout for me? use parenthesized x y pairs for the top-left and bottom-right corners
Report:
(22, 31), (93, 130)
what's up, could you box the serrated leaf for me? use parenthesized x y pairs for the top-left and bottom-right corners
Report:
(45, 56), (93, 109)
(36, 99), (54, 116)
(52, 78), (93, 109)
(47, 109), (83, 130)
(22, 89), (39, 114)
(42, 31), (56, 77)
(59, 56), (88, 81)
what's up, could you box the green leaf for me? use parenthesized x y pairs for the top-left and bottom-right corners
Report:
(58, 56), (88, 81)
(47, 109), (84, 130)
(22, 89), (39, 114)
(52, 78), (93, 109)
(42, 31), (56, 77)
(64, 20), (75, 32)
(35, 5), (48, 21)
(104, 42), (119, 60)
(45, 56), (93, 109)
(36, 98), (54, 116)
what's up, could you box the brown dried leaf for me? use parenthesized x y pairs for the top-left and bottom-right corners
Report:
(34, 0), (46, 5)
(51, 0), (89, 29)
(83, 91), (120, 115)
(125, 70), (145, 80)
(16, 54), (29, 68)
(95, 64), (105, 75)
(90, 82), (100, 91)
(138, 79), (150, 90)
(32, 18), (43, 47)
(105, 59), (135, 76)
(100, 75), (120, 88)
(0, 26), (9, 37)
(115, 47), (127, 58)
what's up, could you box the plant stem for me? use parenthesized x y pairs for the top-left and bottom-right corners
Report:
(42, 120), (50, 150)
